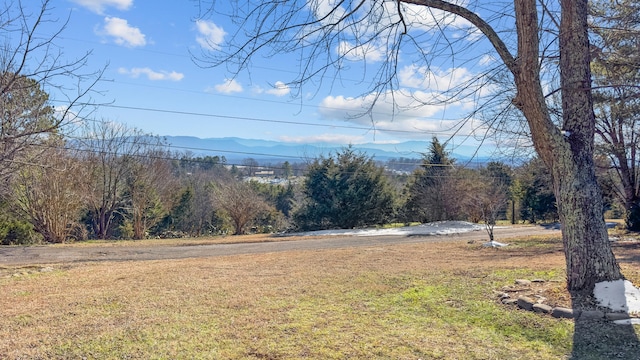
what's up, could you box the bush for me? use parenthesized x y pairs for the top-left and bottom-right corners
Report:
(294, 147), (396, 231)
(626, 202), (640, 232)
(0, 220), (40, 245)
(252, 208), (288, 233)
(116, 221), (135, 240)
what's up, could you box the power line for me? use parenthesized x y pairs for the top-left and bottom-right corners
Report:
(57, 100), (472, 138)
(26, 141), (520, 179)
(106, 78), (466, 123)
(59, 119), (524, 167)
(62, 133), (435, 166)
(103, 103), (400, 132)
(57, 37), (470, 135)
(61, 134), (363, 162)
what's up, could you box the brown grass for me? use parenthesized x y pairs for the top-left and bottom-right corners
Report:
(46, 233), (318, 247)
(1, 234), (639, 359)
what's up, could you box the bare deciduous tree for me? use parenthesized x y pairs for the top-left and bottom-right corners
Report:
(181, 172), (220, 236)
(213, 180), (270, 235)
(10, 137), (86, 243)
(460, 171), (509, 243)
(126, 147), (175, 240)
(78, 121), (158, 239)
(197, 0), (623, 293)
(0, 0), (102, 185)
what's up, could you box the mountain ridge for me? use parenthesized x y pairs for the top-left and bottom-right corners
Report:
(162, 136), (490, 164)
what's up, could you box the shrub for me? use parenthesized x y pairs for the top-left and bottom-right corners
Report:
(0, 220), (40, 245)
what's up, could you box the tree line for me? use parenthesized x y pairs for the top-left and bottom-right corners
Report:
(1, 130), (563, 244)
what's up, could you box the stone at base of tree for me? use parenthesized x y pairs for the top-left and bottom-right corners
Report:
(605, 312), (631, 321)
(498, 279), (640, 324)
(580, 310), (605, 320)
(515, 279), (532, 286)
(551, 307), (579, 319)
(532, 303), (553, 314)
(613, 318), (640, 325)
(502, 298), (519, 305)
(517, 296), (536, 311)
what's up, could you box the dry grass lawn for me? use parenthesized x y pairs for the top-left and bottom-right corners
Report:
(1, 233), (640, 359)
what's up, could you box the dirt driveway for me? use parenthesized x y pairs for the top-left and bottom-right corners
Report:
(0, 225), (560, 266)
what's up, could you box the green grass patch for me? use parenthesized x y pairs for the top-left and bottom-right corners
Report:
(505, 235), (564, 250)
(5, 268), (576, 359)
(376, 222), (421, 229)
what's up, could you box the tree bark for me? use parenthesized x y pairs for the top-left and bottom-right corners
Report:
(553, 0), (622, 292)
(512, 0), (599, 289)
(517, 0), (623, 292)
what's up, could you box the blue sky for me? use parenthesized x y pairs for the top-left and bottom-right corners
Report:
(30, 0), (516, 158)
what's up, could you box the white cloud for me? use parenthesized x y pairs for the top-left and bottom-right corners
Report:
(266, 81), (291, 97)
(398, 65), (473, 92)
(213, 79), (243, 94)
(393, 0), (473, 32)
(118, 67), (184, 81)
(195, 20), (226, 50)
(54, 106), (81, 126)
(70, 0), (132, 14)
(251, 85), (265, 95)
(307, 0), (348, 26)
(101, 17), (146, 47)
(319, 91), (442, 122)
(479, 54), (495, 66)
(317, 89), (486, 138)
(336, 41), (385, 62)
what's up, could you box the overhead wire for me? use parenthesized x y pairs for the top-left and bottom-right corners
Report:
(53, 99), (485, 140)
(54, 32), (516, 163)
(19, 140), (408, 176)
(57, 36), (477, 137)
(24, 145), (509, 179)
(24, 136), (513, 178)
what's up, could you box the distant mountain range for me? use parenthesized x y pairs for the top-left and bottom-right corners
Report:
(162, 136), (492, 164)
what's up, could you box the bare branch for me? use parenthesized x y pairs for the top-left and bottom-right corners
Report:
(400, 0), (516, 74)
(0, 0), (103, 184)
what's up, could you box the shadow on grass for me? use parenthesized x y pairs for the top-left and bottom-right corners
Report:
(612, 241), (640, 263)
(570, 290), (640, 359)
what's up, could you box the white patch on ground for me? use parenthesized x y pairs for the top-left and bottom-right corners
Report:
(296, 221), (485, 237)
(594, 279), (640, 315)
(482, 241), (509, 247)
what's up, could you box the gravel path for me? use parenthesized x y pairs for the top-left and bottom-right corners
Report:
(0, 225), (560, 266)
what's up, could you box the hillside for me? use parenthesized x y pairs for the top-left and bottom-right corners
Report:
(162, 136), (489, 164)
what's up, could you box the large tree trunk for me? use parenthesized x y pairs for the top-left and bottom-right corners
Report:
(553, 152), (621, 292)
(512, 0), (622, 292)
(407, 0), (624, 292)
(556, 0), (622, 292)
